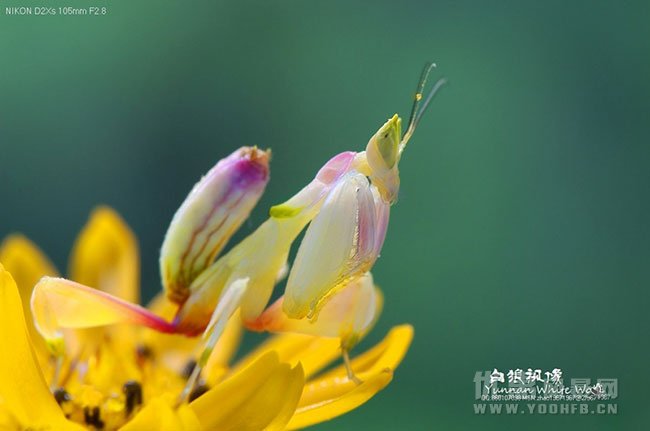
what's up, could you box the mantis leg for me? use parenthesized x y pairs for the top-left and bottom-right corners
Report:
(30, 276), (179, 391)
(342, 348), (363, 385)
(31, 277), (177, 353)
(178, 278), (249, 404)
(246, 272), (382, 386)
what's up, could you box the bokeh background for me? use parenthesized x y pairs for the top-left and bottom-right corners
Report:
(1, 1), (648, 429)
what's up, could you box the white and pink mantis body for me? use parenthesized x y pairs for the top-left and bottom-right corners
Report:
(31, 64), (446, 400)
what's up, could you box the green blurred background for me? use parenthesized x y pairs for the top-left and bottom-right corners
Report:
(1, 0), (648, 429)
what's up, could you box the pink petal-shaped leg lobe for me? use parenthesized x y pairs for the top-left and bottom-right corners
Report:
(31, 277), (176, 354)
(248, 273), (382, 350)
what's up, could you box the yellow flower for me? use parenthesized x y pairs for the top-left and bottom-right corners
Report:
(0, 64), (447, 430)
(0, 207), (412, 430)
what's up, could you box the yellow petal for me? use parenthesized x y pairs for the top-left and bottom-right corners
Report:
(0, 234), (58, 367)
(120, 395), (201, 431)
(231, 332), (340, 379)
(177, 403), (204, 431)
(284, 325), (413, 429)
(190, 352), (304, 431)
(0, 404), (21, 429)
(0, 234), (59, 290)
(69, 206), (139, 303)
(286, 370), (393, 430)
(0, 264), (83, 430)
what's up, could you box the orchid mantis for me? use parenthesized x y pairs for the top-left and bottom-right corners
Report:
(31, 63), (446, 401)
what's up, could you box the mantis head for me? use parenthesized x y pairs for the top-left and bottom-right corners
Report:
(365, 114), (402, 204)
(362, 63), (447, 205)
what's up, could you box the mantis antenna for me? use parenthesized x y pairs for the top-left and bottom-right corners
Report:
(400, 62), (447, 152)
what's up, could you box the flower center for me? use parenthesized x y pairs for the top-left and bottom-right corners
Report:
(53, 381), (144, 430)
